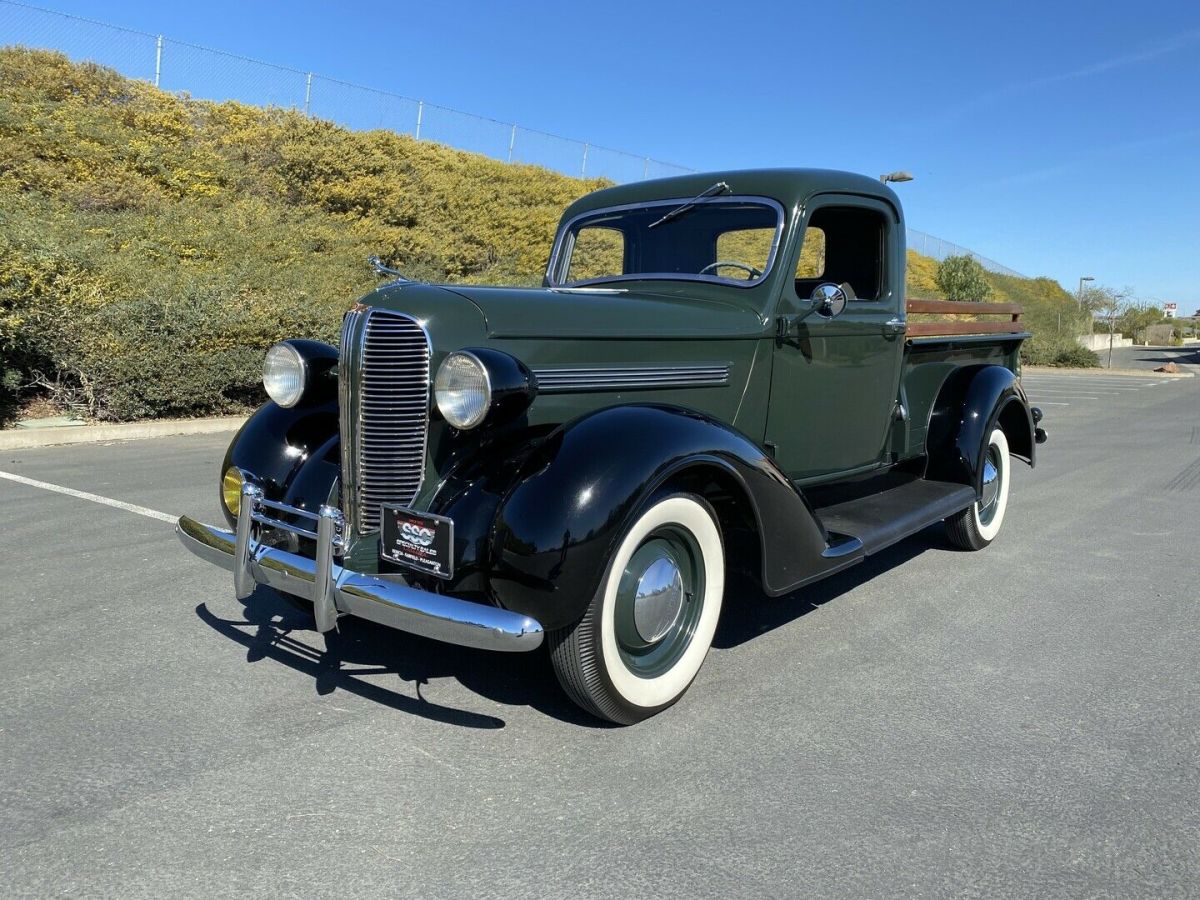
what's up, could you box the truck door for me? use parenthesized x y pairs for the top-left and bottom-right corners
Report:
(764, 196), (905, 482)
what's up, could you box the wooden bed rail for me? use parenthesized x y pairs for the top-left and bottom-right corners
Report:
(905, 299), (1024, 337)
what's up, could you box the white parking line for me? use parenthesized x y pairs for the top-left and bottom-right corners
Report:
(0, 470), (177, 524)
(1022, 382), (1143, 389)
(1022, 375), (1144, 379)
(1021, 378), (1143, 385)
(1034, 401), (1070, 406)
(1022, 379), (1142, 386)
(1023, 386), (1140, 393)
(1026, 390), (1130, 396)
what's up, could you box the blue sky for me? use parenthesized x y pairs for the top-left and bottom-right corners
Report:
(12, 0), (1200, 306)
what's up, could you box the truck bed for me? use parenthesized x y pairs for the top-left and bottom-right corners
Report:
(899, 299), (1031, 462)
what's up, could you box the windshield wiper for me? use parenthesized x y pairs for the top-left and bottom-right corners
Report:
(647, 181), (730, 230)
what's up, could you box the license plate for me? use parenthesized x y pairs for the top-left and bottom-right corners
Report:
(380, 506), (454, 579)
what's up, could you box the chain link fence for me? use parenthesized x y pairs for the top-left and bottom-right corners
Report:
(0, 0), (691, 183)
(2, 0), (1024, 272)
(905, 228), (1025, 278)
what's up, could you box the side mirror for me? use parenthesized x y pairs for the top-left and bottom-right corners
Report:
(810, 283), (848, 319)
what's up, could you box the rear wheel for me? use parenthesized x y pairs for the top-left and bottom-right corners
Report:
(550, 494), (725, 725)
(945, 427), (1010, 550)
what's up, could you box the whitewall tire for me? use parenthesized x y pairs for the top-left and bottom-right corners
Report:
(945, 427), (1010, 550)
(550, 493), (725, 724)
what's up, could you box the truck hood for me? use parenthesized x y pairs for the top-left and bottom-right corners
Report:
(362, 281), (489, 352)
(437, 284), (766, 340)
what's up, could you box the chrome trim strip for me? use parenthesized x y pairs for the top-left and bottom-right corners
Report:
(530, 364), (730, 393)
(545, 195), (786, 289)
(252, 514), (319, 542)
(177, 513), (544, 652)
(338, 308), (364, 537)
(257, 496), (321, 522)
(548, 286), (629, 295)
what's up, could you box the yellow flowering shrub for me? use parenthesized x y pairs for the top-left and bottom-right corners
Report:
(0, 47), (604, 419)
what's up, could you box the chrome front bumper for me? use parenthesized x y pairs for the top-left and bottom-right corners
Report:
(176, 483), (543, 652)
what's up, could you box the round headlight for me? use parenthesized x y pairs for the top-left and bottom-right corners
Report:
(222, 466), (244, 516)
(263, 342), (306, 408)
(435, 351), (492, 430)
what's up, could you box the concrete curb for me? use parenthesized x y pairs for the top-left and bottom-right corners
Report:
(0, 416), (247, 450)
(1023, 366), (1194, 379)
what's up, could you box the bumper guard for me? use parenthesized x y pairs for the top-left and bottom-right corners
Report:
(176, 482), (543, 651)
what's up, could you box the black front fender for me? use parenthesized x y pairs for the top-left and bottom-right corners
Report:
(220, 400), (340, 527)
(477, 405), (828, 631)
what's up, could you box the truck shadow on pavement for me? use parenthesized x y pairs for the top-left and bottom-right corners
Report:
(714, 530), (934, 649)
(194, 591), (601, 729)
(194, 527), (946, 727)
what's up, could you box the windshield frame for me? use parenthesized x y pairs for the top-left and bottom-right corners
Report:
(546, 195), (786, 290)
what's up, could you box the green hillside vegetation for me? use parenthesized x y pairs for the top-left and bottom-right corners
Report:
(0, 48), (1092, 423)
(985, 272), (1097, 365)
(0, 47), (607, 421)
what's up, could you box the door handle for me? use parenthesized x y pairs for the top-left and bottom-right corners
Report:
(883, 318), (906, 337)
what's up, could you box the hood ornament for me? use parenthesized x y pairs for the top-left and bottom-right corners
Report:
(368, 255), (412, 282)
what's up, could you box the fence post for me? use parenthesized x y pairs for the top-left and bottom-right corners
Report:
(415, 101), (423, 140)
(153, 35), (162, 87)
(507, 125), (516, 163)
(581, 143), (589, 177)
(304, 73), (312, 116)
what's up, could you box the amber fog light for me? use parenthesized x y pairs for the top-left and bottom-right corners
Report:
(222, 466), (245, 516)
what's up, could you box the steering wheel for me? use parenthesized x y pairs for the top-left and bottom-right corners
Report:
(699, 260), (763, 279)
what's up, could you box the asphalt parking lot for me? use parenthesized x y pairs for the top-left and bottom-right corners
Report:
(2, 351), (1198, 898)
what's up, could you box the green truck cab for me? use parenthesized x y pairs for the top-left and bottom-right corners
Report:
(178, 168), (1046, 724)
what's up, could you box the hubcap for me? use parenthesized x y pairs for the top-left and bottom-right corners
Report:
(632, 556), (684, 643)
(979, 447), (1002, 525)
(613, 528), (705, 679)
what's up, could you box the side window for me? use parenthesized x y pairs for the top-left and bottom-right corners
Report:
(794, 206), (885, 301)
(795, 227), (826, 278)
(715, 227), (775, 280)
(567, 226), (625, 282)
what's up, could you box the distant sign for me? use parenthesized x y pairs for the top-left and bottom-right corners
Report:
(1164, 302), (1178, 318)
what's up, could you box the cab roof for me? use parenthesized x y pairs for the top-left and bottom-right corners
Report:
(561, 168), (903, 222)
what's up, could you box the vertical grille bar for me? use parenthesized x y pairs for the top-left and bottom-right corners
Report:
(339, 308), (431, 535)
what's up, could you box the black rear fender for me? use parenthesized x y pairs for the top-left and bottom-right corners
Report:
(925, 365), (1035, 497)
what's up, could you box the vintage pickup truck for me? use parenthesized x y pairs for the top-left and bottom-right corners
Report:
(178, 168), (1047, 724)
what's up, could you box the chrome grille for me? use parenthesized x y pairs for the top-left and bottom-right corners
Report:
(339, 308), (431, 534)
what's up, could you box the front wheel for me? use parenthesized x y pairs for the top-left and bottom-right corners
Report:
(945, 427), (1010, 550)
(550, 493), (725, 725)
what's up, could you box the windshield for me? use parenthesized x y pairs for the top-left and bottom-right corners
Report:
(549, 197), (784, 288)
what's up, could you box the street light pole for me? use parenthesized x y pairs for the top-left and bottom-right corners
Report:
(1077, 275), (1095, 333)
(1077, 275), (1094, 307)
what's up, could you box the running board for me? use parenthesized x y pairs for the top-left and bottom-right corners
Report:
(813, 479), (976, 558)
